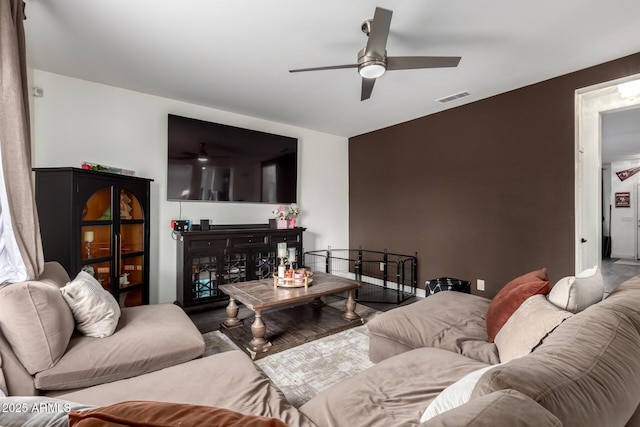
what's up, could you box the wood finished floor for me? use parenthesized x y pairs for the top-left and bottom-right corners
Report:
(188, 258), (639, 334)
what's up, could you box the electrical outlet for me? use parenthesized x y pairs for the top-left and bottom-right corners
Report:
(379, 262), (385, 271)
(477, 279), (485, 292)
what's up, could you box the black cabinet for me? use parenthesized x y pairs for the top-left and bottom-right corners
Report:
(34, 167), (153, 307)
(175, 226), (304, 309)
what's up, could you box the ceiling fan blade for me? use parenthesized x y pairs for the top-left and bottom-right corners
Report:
(365, 7), (393, 58)
(289, 64), (358, 73)
(361, 78), (376, 101)
(387, 56), (461, 70)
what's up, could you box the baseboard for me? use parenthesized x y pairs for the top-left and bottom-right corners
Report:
(610, 252), (636, 260)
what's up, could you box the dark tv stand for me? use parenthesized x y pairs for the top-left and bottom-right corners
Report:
(174, 225), (305, 311)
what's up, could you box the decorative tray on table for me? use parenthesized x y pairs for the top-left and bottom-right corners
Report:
(273, 269), (314, 288)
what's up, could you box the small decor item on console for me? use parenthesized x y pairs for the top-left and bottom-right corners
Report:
(81, 162), (135, 176)
(287, 203), (300, 228)
(426, 277), (471, 295)
(272, 205), (288, 229)
(272, 203), (300, 229)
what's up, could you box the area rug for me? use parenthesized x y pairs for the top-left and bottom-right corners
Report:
(202, 302), (380, 407)
(614, 259), (640, 266)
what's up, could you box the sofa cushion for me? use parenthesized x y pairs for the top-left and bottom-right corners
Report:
(300, 347), (488, 427)
(0, 262), (75, 374)
(547, 266), (604, 313)
(421, 364), (499, 422)
(368, 291), (499, 364)
(0, 329), (36, 396)
(56, 350), (314, 427)
(472, 277), (640, 427)
(485, 268), (550, 342)
(60, 271), (121, 338)
(422, 390), (562, 427)
(68, 400), (288, 427)
(494, 295), (572, 362)
(34, 303), (204, 391)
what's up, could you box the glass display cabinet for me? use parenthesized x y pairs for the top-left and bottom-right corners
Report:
(34, 167), (152, 307)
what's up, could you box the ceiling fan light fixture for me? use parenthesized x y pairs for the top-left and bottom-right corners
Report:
(359, 62), (386, 79)
(197, 143), (208, 162)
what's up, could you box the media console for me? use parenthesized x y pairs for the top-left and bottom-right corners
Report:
(174, 225), (305, 311)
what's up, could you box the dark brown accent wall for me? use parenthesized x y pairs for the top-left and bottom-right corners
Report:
(349, 52), (640, 298)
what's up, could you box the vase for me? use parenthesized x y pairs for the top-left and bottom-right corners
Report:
(277, 219), (288, 229)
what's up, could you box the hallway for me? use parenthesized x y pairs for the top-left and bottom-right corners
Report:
(601, 257), (640, 294)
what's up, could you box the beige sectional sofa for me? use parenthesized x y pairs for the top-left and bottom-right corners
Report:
(0, 262), (312, 426)
(299, 274), (640, 427)
(2, 262), (640, 427)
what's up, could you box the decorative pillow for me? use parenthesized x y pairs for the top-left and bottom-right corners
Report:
(68, 400), (289, 427)
(485, 268), (550, 342)
(0, 280), (75, 374)
(494, 295), (572, 362)
(421, 364), (499, 422)
(547, 266), (604, 313)
(60, 272), (121, 338)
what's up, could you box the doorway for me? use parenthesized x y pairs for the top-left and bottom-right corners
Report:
(576, 75), (640, 291)
(575, 74), (640, 273)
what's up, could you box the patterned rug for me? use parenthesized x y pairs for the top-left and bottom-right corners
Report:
(202, 302), (380, 407)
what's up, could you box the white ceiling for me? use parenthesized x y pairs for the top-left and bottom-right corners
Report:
(24, 0), (640, 138)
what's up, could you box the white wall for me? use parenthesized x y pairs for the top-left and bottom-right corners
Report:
(31, 71), (349, 303)
(610, 158), (640, 259)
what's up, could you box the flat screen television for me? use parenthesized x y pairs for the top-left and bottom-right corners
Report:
(167, 114), (298, 203)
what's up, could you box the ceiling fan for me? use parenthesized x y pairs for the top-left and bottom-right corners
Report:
(289, 7), (461, 101)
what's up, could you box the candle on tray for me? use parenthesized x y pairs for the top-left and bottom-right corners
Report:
(288, 247), (297, 263)
(277, 243), (287, 258)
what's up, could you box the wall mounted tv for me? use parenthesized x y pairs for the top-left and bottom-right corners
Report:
(167, 114), (298, 203)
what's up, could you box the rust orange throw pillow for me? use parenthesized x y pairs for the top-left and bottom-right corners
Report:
(485, 268), (550, 343)
(68, 400), (288, 427)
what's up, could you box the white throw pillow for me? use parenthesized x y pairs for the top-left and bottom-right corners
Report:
(421, 364), (499, 423)
(547, 266), (604, 313)
(495, 295), (572, 362)
(60, 271), (121, 338)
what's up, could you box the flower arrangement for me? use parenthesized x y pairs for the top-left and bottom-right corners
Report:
(287, 203), (299, 219)
(272, 205), (288, 220)
(272, 204), (300, 229)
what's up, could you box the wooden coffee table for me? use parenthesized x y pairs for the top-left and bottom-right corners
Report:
(219, 272), (362, 358)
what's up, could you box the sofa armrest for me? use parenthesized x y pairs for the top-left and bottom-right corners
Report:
(368, 291), (499, 364)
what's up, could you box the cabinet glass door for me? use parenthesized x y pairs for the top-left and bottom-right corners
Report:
(118, 188), (145, 307)
(81, 187), (113, 291)
(191, 256), (219, 303)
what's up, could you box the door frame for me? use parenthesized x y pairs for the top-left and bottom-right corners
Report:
(575, 74), (640, 273)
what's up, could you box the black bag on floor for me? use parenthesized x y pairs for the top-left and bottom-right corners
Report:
(426, 277), (471, 296)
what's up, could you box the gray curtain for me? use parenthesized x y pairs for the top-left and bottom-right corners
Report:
(0, 0), (44, 282)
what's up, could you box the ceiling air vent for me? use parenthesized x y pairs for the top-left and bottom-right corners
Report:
(436, 91), (470, 104)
